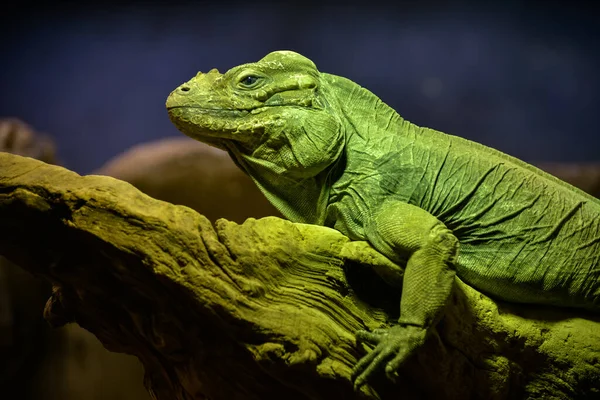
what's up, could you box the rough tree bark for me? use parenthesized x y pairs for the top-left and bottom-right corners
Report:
(0, 152), (598, 400)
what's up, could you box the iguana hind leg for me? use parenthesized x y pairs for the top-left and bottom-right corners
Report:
(353, 201), (458, 388)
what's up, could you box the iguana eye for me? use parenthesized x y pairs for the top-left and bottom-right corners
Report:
(238, 75), (261, 88)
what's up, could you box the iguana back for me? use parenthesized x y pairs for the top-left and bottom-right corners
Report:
(322, 72), (600, 311)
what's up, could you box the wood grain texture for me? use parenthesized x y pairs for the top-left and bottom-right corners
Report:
(0, 152), (598, 400)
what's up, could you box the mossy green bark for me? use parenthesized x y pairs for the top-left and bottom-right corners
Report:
(0, 152), (598, 399)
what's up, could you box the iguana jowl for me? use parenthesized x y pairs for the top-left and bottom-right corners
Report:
(166, 50), (600, 387)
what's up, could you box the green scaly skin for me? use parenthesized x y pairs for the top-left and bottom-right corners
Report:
(166, 50), (600, 388)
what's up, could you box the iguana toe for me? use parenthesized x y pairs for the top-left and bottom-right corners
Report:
(353, 325), (426, 388)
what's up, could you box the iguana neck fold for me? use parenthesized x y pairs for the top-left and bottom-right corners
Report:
(222, 103), (346, 224)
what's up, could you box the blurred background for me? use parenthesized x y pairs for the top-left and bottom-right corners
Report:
(1, 1), (598, 399)
(1, 0), (598, 174)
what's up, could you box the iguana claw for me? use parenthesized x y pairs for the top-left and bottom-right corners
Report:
(352, 324), (427, 389)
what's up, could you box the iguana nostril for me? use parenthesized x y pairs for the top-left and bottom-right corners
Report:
(180, 86), (191, 92)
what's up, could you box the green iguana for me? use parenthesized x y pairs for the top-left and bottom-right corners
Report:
(165, 50), (600, 388)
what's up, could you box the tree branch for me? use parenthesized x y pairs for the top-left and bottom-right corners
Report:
(0, 152), (598, 400)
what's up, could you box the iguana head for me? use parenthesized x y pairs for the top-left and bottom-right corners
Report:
(166, 51), (347, 223)
(166, 50), (344, 180)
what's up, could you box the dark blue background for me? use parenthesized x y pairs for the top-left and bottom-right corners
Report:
(2, 1), (598, 174)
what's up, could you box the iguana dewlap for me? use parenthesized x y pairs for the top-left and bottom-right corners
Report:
(166, 50), (600, 387)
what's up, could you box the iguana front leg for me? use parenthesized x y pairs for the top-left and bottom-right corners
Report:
(353, 200), (458, 388)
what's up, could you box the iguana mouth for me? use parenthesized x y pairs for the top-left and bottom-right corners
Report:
(166, 105), (252, 117)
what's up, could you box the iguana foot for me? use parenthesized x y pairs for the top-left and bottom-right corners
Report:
(352, 324), (426, 389)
